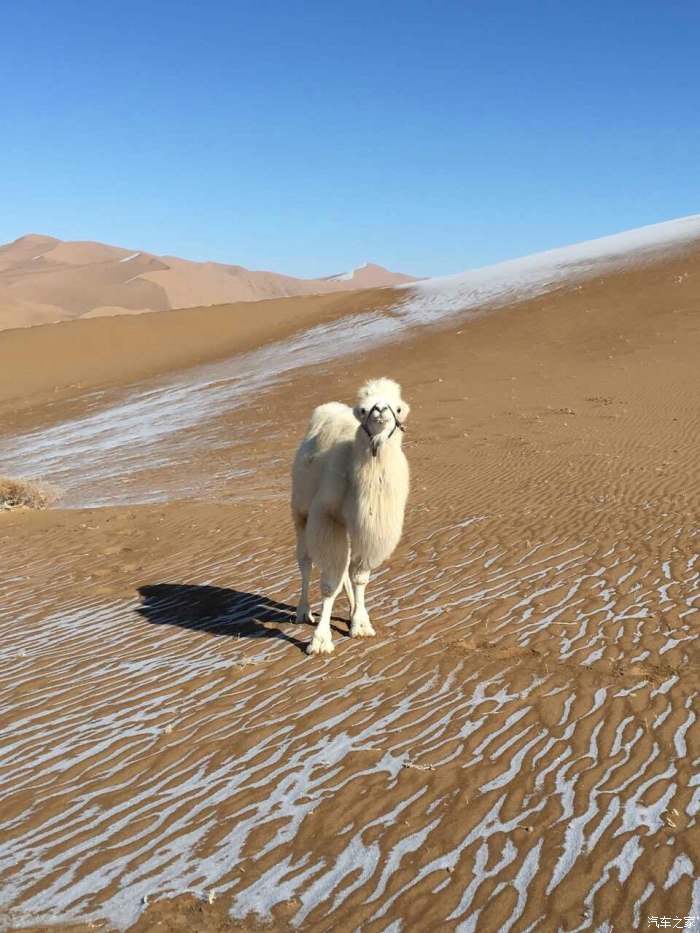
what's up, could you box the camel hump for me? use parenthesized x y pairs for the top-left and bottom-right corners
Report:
(306, 402), (357, 447)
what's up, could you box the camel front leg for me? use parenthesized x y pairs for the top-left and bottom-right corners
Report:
(308, 570), (346, 655)
(349, 564), (375, 638)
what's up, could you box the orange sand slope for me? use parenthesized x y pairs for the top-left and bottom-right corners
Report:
(0, 232), (417, 330)
(0, 287), (399, 423)
(0, 216), (699, 932)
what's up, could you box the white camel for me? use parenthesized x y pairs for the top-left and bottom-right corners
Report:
(291, 377), (410, 655)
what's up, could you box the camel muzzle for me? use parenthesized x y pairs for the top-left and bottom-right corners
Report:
(362, 403), (405, 457)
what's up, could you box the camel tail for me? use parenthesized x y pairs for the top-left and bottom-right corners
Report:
(343, 573), (355, 615)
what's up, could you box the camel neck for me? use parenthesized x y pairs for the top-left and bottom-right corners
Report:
(354, 430), (402, 465)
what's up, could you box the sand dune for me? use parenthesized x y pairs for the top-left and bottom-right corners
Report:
(0, 234), (418, 331)
(1, 217), (699, 931)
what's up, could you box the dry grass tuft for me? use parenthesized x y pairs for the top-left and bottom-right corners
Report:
(0, 477), (59, 511)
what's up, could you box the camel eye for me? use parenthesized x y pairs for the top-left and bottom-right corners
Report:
(360, 407), (366, 415)
(397, 406), (402, 413)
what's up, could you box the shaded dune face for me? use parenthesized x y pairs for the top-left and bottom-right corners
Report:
(1, 225), (699, 931)
(6, 257), (172, 315)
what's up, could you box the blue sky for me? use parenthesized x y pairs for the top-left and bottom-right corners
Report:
(1, 1), (698, 278)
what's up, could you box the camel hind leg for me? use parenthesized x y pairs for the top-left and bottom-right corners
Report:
(293, 512), (314, 624)
(343, 571), (355, 617)
(306, 507), (350, 655)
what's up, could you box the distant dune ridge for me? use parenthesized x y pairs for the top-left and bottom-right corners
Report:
(0, 233), (418, 330)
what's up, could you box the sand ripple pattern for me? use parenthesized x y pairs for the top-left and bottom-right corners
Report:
(1, 506), (698, 931)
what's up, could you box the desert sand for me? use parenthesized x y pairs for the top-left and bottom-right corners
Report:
(1, 217), (699, 931)
(0, 234), (417, 331)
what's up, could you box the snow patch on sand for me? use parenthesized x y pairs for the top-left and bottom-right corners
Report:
(395, 214), (700, 317)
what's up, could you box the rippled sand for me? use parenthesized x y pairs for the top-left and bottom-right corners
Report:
(1, 243), (699, 931)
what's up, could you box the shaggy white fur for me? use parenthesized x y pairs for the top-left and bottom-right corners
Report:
(291, 378), (410, 655)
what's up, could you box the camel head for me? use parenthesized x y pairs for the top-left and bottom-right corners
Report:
(353, 377), (410, 456)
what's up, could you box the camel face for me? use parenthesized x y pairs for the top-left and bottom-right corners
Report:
(353, 377), (410, 440)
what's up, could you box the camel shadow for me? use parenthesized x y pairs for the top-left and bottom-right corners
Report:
(136, 583), (347, 654)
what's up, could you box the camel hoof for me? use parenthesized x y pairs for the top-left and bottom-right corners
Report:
(306, 637), (334, 656)
(350, 617), (376, 639)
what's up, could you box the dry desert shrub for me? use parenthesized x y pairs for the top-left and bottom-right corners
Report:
(0, 476), (58, 511)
